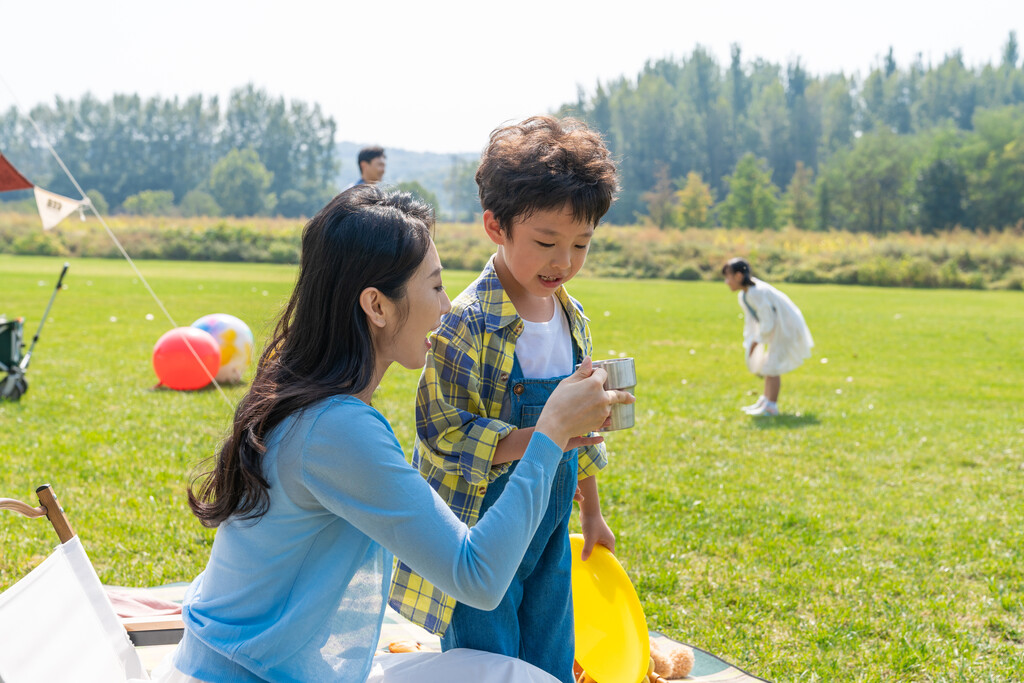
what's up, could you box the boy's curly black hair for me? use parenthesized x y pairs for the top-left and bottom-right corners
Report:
(475, 115), (618, 235)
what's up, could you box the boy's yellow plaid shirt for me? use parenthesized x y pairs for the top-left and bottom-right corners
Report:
(388, 258), (607, 635)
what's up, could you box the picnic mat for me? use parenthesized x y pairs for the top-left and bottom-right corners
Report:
(107, 582), (188, 674)
(648, 632), (770, 683)
(114, 584), (770, 682)
(380, 611), (770, 682)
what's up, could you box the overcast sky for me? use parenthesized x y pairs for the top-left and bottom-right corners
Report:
(1, 0), (1020, 154)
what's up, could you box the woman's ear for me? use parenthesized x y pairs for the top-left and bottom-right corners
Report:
(359, 287), (389, 328)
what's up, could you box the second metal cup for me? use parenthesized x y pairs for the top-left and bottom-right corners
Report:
(584, 357), (636, 431)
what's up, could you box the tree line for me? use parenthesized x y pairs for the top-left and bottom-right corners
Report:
(4, 34), (1023, 230)
(559, 32), (1024, 232)
(0, 84), (338, 218)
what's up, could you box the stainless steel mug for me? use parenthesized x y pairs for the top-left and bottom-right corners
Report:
(586, 357), (636, 431)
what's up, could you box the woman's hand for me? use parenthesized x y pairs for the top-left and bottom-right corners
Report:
(535, 357), (634, 451)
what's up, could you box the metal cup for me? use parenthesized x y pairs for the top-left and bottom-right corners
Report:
(583, 357), (636, 431)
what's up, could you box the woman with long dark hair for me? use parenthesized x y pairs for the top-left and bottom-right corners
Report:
(155, 186), (631, 683)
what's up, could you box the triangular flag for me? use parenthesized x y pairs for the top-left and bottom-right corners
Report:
(34, 186), (84, 230)
(0, 153), (33, 192)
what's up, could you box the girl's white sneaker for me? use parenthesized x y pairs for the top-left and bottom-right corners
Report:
(748, 402), (779, 417)
(742, 396), (767, 413)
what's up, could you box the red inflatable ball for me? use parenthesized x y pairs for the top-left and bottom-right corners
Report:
(152, 326), (221, 391)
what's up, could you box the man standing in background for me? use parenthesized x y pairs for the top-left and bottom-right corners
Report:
(350, 146), (386, 187)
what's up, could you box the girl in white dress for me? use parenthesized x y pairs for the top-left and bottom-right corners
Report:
(722, 258), (813, 416)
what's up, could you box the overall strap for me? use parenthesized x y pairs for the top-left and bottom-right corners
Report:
(509, 351), (525, 382)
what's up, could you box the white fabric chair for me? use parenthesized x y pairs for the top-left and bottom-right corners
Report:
(0, 484), (179, 682)
(0, 535), (150, 682)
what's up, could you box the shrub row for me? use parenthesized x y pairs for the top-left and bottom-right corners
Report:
(2, 213), (1021, 290)
(0, 215), (299, 264)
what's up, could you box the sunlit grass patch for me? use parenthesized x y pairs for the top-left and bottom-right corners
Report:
(1, 254), (1022, 681)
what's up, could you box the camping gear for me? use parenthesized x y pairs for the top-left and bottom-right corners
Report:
(0, 484), (186, 681)
(590, 357), (637, 431)
(1, 262), (68, 401)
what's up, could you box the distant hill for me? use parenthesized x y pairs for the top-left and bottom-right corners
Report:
(336, 142), (477, 214)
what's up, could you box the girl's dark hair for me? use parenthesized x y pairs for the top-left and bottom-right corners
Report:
(722, 257), (755, 287)
(475, 115), (618, 235)
(189, 185), (434, 527)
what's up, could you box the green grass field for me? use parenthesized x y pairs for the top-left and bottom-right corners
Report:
(1, 254), (1022, 682)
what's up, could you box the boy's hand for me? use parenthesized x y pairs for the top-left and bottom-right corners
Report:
(494, 431), (603, 467)
(567, 434), (604, 450)
(580, 511), (615, 561)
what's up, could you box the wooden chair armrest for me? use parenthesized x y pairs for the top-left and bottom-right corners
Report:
(122, 614), (185, 647)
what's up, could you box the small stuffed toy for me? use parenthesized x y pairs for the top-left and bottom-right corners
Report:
(649, 638), (695, 680)
(575, 638), (695, 683)
(386, 640), (425, 653)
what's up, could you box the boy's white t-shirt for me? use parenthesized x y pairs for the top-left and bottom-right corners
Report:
(515, 303), (574, 379)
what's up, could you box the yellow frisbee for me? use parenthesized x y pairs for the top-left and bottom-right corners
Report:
(570, 534), (650, 683)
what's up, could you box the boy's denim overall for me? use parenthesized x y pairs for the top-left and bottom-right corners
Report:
(440, 353), (578, 683)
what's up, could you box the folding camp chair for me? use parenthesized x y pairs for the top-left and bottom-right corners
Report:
(0, 317), (28, 400)
(0, 484), (184, 682)
(1, 262), (69, 401)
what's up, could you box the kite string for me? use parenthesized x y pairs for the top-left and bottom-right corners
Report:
(0, 75), (235, 411)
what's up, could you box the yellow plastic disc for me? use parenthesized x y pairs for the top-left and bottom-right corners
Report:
(570, 534), (650, 683)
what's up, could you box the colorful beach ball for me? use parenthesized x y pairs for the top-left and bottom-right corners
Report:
(191, 313), (254, 384)
(152, 327), (221, 391)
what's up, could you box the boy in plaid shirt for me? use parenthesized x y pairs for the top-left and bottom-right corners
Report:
(389, 115), (619, 683)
